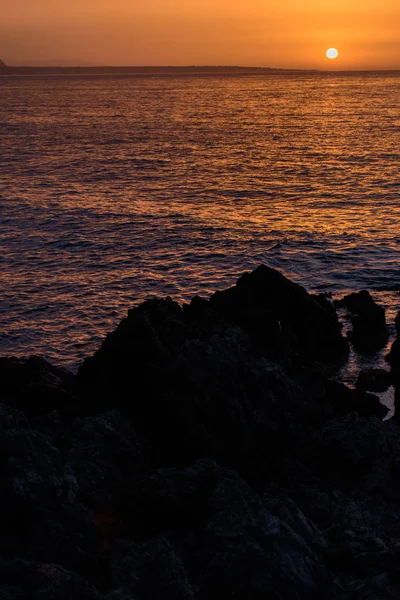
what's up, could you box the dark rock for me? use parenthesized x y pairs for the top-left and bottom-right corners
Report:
(118, 460), (220, 541)
(0, 586), (25, 600)
(67, 410), (144, 511)
(356, 368), (392, 392)
(386, 319), (400, 419)
(314, 414), (393, 487)
(335, 290), (375, 313)
(335, 291), (389, 353)
(33, 564), (104, 600)
(324, 380), (388, 419)
(109, 537), (195, 600)
(0, 356), (74, 415)
(394, 310), (400, 335)
(198, 471), (331, 599)
(387, 339), (400, 370)
(2, 267), (400, 599)
(209, 265), (348, 367)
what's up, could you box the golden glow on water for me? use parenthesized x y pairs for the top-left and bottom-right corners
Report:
(0, 73), (400, 368)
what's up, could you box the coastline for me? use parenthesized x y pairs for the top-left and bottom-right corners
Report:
(1, 265), (400, 597)
(1, 65), (399, 76)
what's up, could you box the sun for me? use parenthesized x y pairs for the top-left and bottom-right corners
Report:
(326, 48), (339, 59)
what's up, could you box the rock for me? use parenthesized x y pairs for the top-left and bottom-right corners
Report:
(335, 290), (374, 313)
(356, 368), (392, 392)
(324, 380), (388, 419)
(0, 404), (102, 580)
(394, 310), (400, 335)
(314, 414), (394, 488)
(109, 537), (195, 600)
(67, 410), (144, 511)
(335, 291), (388, 353)
(209, 265), (348, 367)
(199, 471), (332, 599)
(387, 340), (400, 371)
(118, 460), (221, 540)
(2, 267), (400, 599)
(386, 316), (400, 418)
(0, 585), (25, 600)
(33, 564), (104, 600)
(0, 356), (74, 415)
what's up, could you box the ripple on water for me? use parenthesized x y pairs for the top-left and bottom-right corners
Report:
(0, 73), (400, 374)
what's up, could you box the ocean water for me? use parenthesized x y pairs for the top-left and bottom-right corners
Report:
(1, 73), (400, 373)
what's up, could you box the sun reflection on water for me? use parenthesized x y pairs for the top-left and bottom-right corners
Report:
(0, 73), (399, 369)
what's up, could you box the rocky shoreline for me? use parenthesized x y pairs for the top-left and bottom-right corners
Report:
(1, 265), (400, 599)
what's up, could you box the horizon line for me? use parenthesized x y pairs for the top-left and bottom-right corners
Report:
(1, 64), (400, 73)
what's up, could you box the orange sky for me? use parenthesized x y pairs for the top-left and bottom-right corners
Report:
(1, 0), (399, 69)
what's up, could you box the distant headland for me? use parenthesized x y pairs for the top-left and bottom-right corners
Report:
(0, 62), (318, 75)
(0, 61), (398, 76)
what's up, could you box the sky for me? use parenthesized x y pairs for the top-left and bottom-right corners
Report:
(1, 0), (399, 69)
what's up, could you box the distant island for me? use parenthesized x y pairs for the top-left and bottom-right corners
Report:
(0, 62), (319, 75)
(0, 61), (398, 76)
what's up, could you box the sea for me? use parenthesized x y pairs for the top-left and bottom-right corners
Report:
(1, 72), (400, 394)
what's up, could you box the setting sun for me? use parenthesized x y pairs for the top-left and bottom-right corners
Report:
(326, 48), (339, 59)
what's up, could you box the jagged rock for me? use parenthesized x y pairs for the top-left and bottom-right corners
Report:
(314, 414), (395, 488)
(394, 310), (400, 335)
(199, 472), (331, 599)
(2, 267), (400, 599)
(324, 380), (388, 419)
(118, 460), (221, 540)
(109, 537), (195, 600)
(76, 267), (354, 476)
(209, 265), (348, 367)
(67, 410), (144, 510)
(0, 356), (74, 415)
(335, 290), (375, 314)
(0, 585), (24, 600)
(0, 405), (102, 579)
(356, 368), (392, 392)
(386, 313), (400, 418)
(33, 564), (104, 600)
(335, 291), (389, 353)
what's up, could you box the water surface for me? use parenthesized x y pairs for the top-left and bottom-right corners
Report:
(1, 73), (399, 370)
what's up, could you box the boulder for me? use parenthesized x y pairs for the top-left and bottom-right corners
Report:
(386, 311), (400, 417)
(67, 410), (144, 510)
(209, 265), (348, 367)
(0, 356), (74, 415)
(2, 267), (400, 599)
(356, 368), (392, 392)
(335, 291), (388, 353)
(395, 310), (400, 335)
(324, 380), (388, 419)
(33, 564), (104, 600)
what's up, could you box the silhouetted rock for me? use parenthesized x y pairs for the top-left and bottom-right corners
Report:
(67, 410), (144, 511)
(394, 310), (400, 335)
(33, 564), (104, 600)
(356, 368), (392, 392)
(386, 311), (400, 421)
(387, 312), (400, 373)
(0, 356), (74, 415)
(324, 380), (387, 419)
(335, 291), (389, 353)
(1, 266), (400, 599)
(209, 265), (348, 367)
